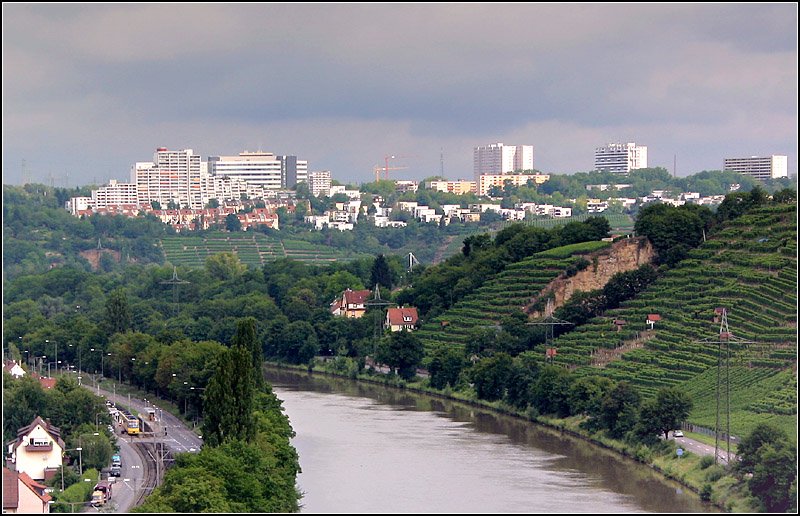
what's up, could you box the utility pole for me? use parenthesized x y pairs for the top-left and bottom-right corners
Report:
(694, 307), (754, 464)
(526, 299), (573, 365)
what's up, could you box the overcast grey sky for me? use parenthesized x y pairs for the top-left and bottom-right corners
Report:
(2, 3), (797, 187)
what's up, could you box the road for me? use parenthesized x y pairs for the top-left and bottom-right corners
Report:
(80, 382), (203, 512)
(670, 433), (737, 465)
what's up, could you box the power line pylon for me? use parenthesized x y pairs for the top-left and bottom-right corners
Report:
(526, 298), (573, 364)
(160, 266), (190, 317)
(694, 307), (755, 465)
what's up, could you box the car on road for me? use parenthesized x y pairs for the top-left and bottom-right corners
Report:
(673, 430), (684, 438)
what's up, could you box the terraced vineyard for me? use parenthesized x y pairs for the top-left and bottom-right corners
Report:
(546, 203), (798, 439)
(416, 240), (612, 355)
(160, 232), (364, 268)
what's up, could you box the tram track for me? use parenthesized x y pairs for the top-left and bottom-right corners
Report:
(129, 442), (159, 507)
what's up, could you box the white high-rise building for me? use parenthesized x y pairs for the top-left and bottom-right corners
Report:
(91, 179), (139, 208)
(723, 155), (788, 181)
(132, 147), (204, 208)
(594, 142), (648, 176)
(473, 143), (534, 181)
(208, 151), (308, 190)
(308, 170), (332, 197)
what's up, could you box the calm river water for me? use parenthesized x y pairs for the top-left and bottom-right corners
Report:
(266, 367), (716, 513)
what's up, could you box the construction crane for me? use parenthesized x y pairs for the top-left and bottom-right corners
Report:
(373, 164), (408, 182)
(378, 155), (415, 181)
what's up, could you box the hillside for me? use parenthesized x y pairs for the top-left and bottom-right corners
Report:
(545, 203), (797, 439)
(415, 240), (615, 354)
(160, 231), (370, 268)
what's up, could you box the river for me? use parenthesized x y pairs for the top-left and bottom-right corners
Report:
(265, 367), (716, 513)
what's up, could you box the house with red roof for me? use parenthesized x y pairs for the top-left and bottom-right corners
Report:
(3, 467), (52, 513)
(3, 360), (26, 379)
(384, 306), (419, 332)
(6, 417), (65, 482)
(334, 289), (372, 319)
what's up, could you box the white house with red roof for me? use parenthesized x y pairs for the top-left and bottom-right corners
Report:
(384, 306), (419, 332)
(2, 467), (51, 513)
(3, 360), (26, 379)
(6, 417), (65, 482)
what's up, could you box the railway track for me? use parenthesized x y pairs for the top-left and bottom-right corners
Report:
(129, 442), (167, 507)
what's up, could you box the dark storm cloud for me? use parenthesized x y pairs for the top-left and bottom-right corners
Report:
(2, 3), (797, 184)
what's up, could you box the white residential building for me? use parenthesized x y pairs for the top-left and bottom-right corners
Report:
(426, 179), (477, 195)
(395, 180), (419, 193)
(132, 147), (204, 209)
(723, 155), (788, 181)
(7, 417), (65, 482)
(473, 143), (534, 181)
(594, 143), (648, 176)
(91, 179), (139, 208)
(308, 170), (332, 197)
(65, 196), (93, 215)
(470, 203), (502, 213)
(208, 151), (308, 190)
(477, 173), (549, 196)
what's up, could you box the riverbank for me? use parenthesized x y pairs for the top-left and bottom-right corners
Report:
(265, 360), (757, 513)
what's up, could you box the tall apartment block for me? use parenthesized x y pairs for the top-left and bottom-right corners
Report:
(473, 143), (534, 181)
(132, 147), (204, 209)
(723, 155), (788, 181)
(594, 142), (648, 175)
(308, 170), (332, 197)
(208, 151), (308, 190)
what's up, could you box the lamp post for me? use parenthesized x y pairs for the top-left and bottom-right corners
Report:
(38, 355), (46, 376)
(61, 447), (83, 491)
(46, 361), (61, 378)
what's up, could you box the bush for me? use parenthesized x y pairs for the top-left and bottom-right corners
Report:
(705, 465), (725, 482)
(699, 455), (715, 470)
(700, 483), (713, 502)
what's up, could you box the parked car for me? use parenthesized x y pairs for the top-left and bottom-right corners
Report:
(673, 430), (684, 438)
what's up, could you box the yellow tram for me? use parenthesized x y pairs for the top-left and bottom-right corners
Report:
(118, 410), (140, 435)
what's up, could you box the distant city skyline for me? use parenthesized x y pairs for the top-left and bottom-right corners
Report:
(3, 3), (797, 187)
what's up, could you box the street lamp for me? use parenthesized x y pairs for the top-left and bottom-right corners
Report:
(46, 361), (61, 378)
(61, 446), (83, 491)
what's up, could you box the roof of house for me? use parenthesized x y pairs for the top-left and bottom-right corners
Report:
(12, 416), (65, 452)
(18, 471), (51, 505)
(3, 360), (24, 375)
(343, 289), (371, 306)
(330, 299), (342, 313)
(386, 307), (419, 326)
(38, 377), (56, 390)
(2, 467), (19, 510)
(647, 314), (661, 322)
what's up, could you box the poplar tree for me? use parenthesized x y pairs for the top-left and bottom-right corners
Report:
(201, 345), (255, 447)
(232, 316), (263, 388)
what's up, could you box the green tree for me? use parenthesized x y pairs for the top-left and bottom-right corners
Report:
(225, 213), (242, 232)
(232, 317), (263, 388)
(105, 288), (131, 335)
(750, 442), (797, 513)
(634, 387), (693, 443)
(470, 353), (513, 401)
(427, 346), (467, 390)
(202, 345), (255, 447)
(736, 423), (791, 474)
(369, 254), (393, 291)
(205, 252), (246, 282)
(600, 381), (641, 439)
(376, 330), (424, 380)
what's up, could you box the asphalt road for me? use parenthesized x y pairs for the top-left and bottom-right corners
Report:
(670, 432), (737, 465)
(80, 381), (203, 512)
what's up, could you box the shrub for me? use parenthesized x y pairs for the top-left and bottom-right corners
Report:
(699, 455), (715, 470)
(705, 465), (725, 482)
(700, 483), (713, 502)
